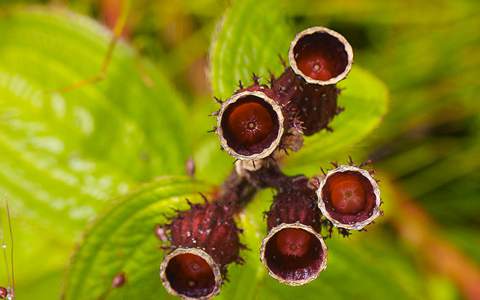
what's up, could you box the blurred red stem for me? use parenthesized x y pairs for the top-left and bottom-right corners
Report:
(391, 186), (480, 300)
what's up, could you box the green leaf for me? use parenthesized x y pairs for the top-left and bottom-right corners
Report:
(209, 0), (388, 176)
(63, 177), (207, 300)
(0, 8), (190, 234)
(284, 68), (388, 174)
(209, 0), (292, 99)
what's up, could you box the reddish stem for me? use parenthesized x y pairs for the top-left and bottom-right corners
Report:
(391, 186), (480, 300)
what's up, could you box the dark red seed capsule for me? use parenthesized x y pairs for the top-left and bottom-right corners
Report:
(317, 165), (381, 230)
(217, 90), (284, 160)
(261, 223), (327, 286)
(271, 67), (339, 136)
(261, 178), (327, 285)
(289, 27), (353, 85)
(160, 202), (243, 299)
(161, 248), (221, 299)
(265, 178), (321, 230)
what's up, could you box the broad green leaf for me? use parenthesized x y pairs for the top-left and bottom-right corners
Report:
(208, 0), (388, 177)
(16, 269), (64, 300)
(63, 177), (207, 300)
(1, 211), (71, 299)
(0, 9), (192, 299)
(0, 9), (190, 235)
(284, 68), (388, 174)
(209, 0), (291, 99)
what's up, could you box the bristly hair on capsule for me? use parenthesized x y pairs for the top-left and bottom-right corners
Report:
(271, 67), (340, 136)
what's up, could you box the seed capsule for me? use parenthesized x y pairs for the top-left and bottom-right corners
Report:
(160, 202), (243, 299)
(261, 223), (327, 286)
(161, 248), (221, 300)
(216, 90), (284, 160)
(317, 165), (381, 230)
(271, 67), (339, 136)
(261, 179), (327, 285)
(289, 27), (353, 85)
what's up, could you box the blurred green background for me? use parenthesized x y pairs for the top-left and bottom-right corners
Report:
(0, 0), (479, 299)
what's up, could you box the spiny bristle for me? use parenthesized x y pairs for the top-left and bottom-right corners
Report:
(320, 167), (327, 176)
(278, 54), (287, 68)
(235, 256), (245, 265)
(268, 70), (276, 85)
(214, 96), (223, 104)
(338, 228), (351, 238)
(359, 159), (373, 168)
(207, 126), (217, 133)
(252, 73), (260, 84)
(198, 193), (209, 204)
(320, 219), (334, 239)
(348, 155), (354, 165)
